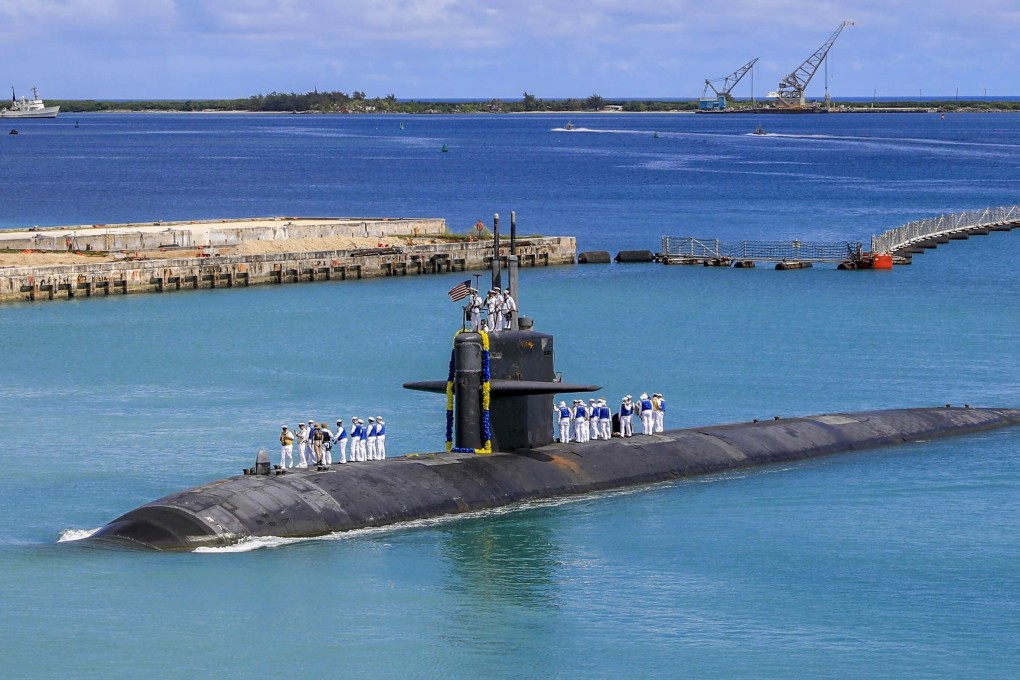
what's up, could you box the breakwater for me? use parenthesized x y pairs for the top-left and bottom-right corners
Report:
(0, 218), (575, 304)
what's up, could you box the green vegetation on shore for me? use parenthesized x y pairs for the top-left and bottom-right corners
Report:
(50, 91), (698, 113)
(47, 90), (1020, 114)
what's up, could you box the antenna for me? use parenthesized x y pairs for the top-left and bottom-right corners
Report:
(491, 213), (501, 292)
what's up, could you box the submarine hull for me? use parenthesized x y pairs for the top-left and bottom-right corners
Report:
(89, 407), (1020, 550)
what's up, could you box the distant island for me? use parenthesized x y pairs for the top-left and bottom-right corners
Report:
(47, 90), (1020, 114)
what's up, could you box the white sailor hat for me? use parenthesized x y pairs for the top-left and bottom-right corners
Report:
(640, 393), (648, 400)
(559, 401), (566, 407)
(589, 398), (596, 403)
(282, 425), (288, 429)
(368, 417), (375, 422)
(298, 422), (307, 427)
(504, 287), (510, 293)
(336, 419), (342, 424)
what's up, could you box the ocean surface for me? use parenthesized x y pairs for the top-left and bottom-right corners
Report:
(2, 112), (1019, 679)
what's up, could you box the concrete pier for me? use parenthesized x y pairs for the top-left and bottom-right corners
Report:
(0, 217), (575, 304)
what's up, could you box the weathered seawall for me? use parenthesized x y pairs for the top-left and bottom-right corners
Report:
(0, 217), (575, 303)
(0, 216), (447, 251)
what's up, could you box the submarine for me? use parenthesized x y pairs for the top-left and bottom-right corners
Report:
(87, 214), (1020, 551)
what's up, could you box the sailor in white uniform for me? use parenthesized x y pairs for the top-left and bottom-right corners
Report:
(303, 420), (316, 462)
(296, 422), (310, 467)
(573, 400), (588, 443)
(599, 399), (612, 440)
(376, 417), (386, 459)
(501, 288), (517, 330)
(359, 418), (369, 461)
(639, 393), (654, 435)
(467, 290), (483, 331)
(588, 399), (600, 441)
(350, 419), (362, 461)
(279, 426), (294, 469)
(653, 394), (665, 432)
(491, 290), (505, 331)
(619, 396), (634, 438)
(556, 400), (572, 443)
(484, 290), (499, 332)
(334, 419), (349, 464)
(366, 417), (378, 460)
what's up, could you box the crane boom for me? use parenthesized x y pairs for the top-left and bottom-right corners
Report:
(774, 21), (853, 108)
(702, 57), (759, 102)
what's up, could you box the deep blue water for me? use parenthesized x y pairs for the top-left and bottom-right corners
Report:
(2, 113), (1019, 679)
(4, 112), (1020, 250)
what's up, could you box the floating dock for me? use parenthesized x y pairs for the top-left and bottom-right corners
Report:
(659, 237), (870, 269)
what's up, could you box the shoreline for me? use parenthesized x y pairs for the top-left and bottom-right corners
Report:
(49, 107), (1020, 115)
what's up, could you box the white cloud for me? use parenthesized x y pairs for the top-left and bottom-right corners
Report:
(0, 1), (1017, 97)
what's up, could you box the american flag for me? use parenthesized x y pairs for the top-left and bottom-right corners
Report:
(447, 279), (471, 302)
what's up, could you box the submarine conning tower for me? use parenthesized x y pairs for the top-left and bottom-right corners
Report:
(404, 211), (600, 452)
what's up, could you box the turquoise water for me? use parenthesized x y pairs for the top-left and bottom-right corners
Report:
(2, 113), (1020, 678)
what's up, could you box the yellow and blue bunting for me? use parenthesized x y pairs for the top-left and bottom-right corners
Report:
(445, 330), (493, 455)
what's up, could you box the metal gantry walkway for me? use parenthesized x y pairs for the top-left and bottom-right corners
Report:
(871, 205), (1020, 257)
(660, 237), (863, 267)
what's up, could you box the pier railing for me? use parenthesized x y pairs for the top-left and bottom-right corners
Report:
(661, 237), (861, 264)
(871, 205), (1020, 254)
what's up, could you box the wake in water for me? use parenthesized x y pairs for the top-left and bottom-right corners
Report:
(57, 527), (100, 543)
(552, 126), (666, 137)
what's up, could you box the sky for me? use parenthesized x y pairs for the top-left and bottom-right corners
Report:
(0, 0), (1017, 100)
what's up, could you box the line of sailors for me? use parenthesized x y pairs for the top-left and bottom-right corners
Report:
(465, 287), (517, 332)
(555, 393), (666, 443)
(278, 417), (387, 469)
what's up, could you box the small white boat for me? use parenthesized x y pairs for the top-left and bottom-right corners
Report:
(0, 87), (59, 119)
(564, 121), (575, 131)
(752, 125), (766, 135)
